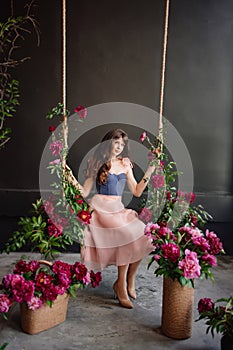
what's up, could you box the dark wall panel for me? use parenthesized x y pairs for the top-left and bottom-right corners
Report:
(0, 0), (232, 253)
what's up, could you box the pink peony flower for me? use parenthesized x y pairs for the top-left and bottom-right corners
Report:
(151, 174), (165, 189)
(74, 105), (87, 119)
(192, 236), (210, 252)
(158, 226), (173, 239)
(83, 272), (91, 285)
(153, 254), (160, 261)
(49, 140), (63, 156)
(179, 226), (201, 239)
(43, 200), (54, 215)
(205, 229), (223, 255)
(178, 249), (201, 279)
(198, 298), (214, 313)
(202, 254), (217, 267)
(161, 243), (180, 262)
(139, 207), (152, 223)
(0, 294), (12, 313)
(27, 296), (42, 310)
(140, 131), (147, 143)
(144, 222), (160, 239)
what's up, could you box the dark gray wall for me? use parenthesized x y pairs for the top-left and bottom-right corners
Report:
(0, 0), (232, 253)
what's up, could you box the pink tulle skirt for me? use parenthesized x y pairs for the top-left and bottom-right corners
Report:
(81, 194), (154, 270)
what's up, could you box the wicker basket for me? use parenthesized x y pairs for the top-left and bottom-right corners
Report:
(20, 260), (70, 335)
(161, 277), (194, 339)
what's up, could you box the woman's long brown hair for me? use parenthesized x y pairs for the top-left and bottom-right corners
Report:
(86, 129), (131, 184)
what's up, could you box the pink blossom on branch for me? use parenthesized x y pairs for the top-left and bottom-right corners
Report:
(140, 131), (147, 143)
(74, 105), (87, 119)
(151, 174), (165, 189)
(49, 140), (63, 156)
(138, 207), (152, 223)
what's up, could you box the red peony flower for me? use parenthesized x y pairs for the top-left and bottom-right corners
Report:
(161, 243), (180, 262)
(205, 230), (223, 255)
(90, 271), (102, 288)
(198, 298), (214, 313)
(47, 222), (63, 237)
(49, 125), (56, 132)
(72, 262), (88, 282)
(77, 210), (92, 224)
(75, 195), (85, 205)
(14, 260), (40, 274)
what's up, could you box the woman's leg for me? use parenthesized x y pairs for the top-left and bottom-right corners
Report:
(127, 260), (141, 299)
(113, 264), (133, 308)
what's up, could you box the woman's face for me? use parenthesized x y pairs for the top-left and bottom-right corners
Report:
(110, 137), (125, 158)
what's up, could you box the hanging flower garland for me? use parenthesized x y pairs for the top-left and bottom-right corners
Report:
(2, 104), (91, 260)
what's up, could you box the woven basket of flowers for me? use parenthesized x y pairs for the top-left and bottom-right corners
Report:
(20, 260), (69, 335)
(0, 258), (102, 334)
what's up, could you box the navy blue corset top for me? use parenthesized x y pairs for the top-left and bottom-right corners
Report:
(96, 173), (127, 196)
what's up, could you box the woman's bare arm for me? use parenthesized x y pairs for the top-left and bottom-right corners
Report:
(64, 165), (94, 198)
(126, 164), (155, 197)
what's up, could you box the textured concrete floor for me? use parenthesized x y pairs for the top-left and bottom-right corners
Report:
(0, 253), (232, 350)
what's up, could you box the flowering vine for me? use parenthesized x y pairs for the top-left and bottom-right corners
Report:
(2, 103), (91, 259)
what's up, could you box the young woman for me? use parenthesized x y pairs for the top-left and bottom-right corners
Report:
(67, 129), (155, 309)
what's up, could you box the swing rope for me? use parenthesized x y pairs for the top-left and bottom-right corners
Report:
(158, 0), (170, 149)
(61, 0), (169, 157)
(62, 0), (68, 167)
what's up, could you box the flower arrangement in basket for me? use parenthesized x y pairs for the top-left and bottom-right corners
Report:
(2, 104), (91, 259)
(139, 131), (225, 340)
(196, 296), (233, 338)
(140, 131), (224, 288)
(0, 258), (102, 319)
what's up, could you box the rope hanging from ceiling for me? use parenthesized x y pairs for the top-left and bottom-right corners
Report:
(158, 0), (170, 150)
(62, 0), (67, 168)
(61, 0), (170, 159)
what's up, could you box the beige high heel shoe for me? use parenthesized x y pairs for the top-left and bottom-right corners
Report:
(113, 282), (134, 309)
(127, 287), (137, 300)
